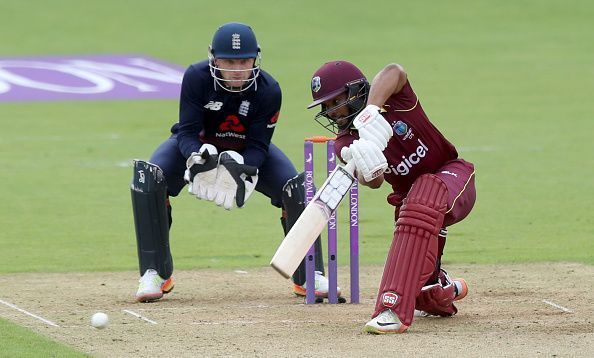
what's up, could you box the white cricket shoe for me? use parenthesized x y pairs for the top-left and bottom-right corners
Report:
(135, 269), (175, 303)
(364, 309), (409, 334)
(293, 271), (341, 298)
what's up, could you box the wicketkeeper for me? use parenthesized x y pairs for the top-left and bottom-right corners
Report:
(130, 22), (338, 302)
(307, 60), (476, 333)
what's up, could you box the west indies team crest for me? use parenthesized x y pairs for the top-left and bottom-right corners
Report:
(311, 76), (321, 93)
(393, 120), (408, 136)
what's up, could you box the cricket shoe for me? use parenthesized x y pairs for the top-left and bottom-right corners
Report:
(453, 277), (468, 301)
(135, 269), (175, 303)
(293, 271), (341, 298)
(364, 309), (409, 334)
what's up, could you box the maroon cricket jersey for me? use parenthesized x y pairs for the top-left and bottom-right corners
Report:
(336, 80), (458, 195)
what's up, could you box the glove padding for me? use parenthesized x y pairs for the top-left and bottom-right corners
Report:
(213, 151), (258, 210)
(184, 144), (218, 201)
(352, 104), (393, 150)
(340, 138), (387, 182)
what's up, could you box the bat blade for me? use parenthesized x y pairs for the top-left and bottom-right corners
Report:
(270, 162), (355, 279)
(270, 203), (330, 278)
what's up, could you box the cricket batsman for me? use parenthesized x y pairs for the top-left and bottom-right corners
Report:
(307, 60), (476, 333)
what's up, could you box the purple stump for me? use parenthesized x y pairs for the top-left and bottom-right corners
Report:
(327, 141), (338, 303)
(349, 180), (360, 303)
(304, 141), (316, 304)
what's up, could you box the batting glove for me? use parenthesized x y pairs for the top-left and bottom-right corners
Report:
(352, 105), (393, 150)
(340, 138), (387, 182)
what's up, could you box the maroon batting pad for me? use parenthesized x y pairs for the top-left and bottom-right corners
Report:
(372, 174), (448, 326)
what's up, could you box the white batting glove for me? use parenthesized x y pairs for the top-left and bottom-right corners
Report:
(184, 144), (218, 200)
(212, 151), (258, 210)
(352, 105), (393, 150)
(340, 139), (387, 182)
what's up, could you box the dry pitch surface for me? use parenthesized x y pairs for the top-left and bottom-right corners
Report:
(1, 263), (592, 357)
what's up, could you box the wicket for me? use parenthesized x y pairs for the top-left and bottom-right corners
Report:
(304, 136), (359, 304)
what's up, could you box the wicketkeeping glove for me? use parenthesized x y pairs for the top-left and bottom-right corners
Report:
(213, 151), (258, 210)
(352, 104), (393, 150)
(340, 138), (387, 182)
(183, 144), (218, 201)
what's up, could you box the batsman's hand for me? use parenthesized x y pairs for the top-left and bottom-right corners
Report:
(184, 144), (218, 201)
(352, 104), (393, 150)
(340, 138), (387, 182)
(213, 151), (258, 210)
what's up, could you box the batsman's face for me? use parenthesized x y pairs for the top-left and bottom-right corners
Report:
(215, 58), (256, 88)
(322, 93), (351, 128)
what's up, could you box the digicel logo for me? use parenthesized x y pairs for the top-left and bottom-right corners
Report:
(385, 138), (429, 176)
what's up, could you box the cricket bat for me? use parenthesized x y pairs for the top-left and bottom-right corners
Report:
(270, 161), (356, 279)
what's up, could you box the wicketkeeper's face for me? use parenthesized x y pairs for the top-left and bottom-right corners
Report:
(322, 93), (351, 128)
(215, 58), (256, 88)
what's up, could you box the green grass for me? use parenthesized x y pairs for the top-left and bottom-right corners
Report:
(0, 318), (86, 357)
(1, 0), (593, 354)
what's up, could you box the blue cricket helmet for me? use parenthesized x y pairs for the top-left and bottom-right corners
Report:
(210, 22), (260, 58)
(208, 22), (261, 92)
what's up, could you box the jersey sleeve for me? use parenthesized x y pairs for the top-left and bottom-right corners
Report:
(241, 82), (282, 168)
(389, 80), (418, 111)
(176, 65), (206, 159)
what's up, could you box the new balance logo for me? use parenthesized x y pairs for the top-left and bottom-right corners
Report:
(441, 170), (458, 177)
(204, 101), (223, 111)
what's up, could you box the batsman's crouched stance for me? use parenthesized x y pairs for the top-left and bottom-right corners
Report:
(307, 60), (476, 333)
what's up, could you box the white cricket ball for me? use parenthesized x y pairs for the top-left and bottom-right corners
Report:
(91, 312), (109, 329)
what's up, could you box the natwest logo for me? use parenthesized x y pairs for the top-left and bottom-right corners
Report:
(219, 114), (245, 132)
(385, 138), (429, 176)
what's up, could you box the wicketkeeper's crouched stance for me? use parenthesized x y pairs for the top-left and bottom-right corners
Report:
(307, 60), (476, 333)
(131, 22), (336, 303)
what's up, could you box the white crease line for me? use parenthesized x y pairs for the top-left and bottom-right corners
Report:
(0, 299), (59, 327)
(191, 319), (320, 326)
(123, 309), (158, 324)
(542, 299), (573, 313)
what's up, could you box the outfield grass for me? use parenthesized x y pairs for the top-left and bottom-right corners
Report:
(0, 318), (86, 357)
(1, 0), (592, 354)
